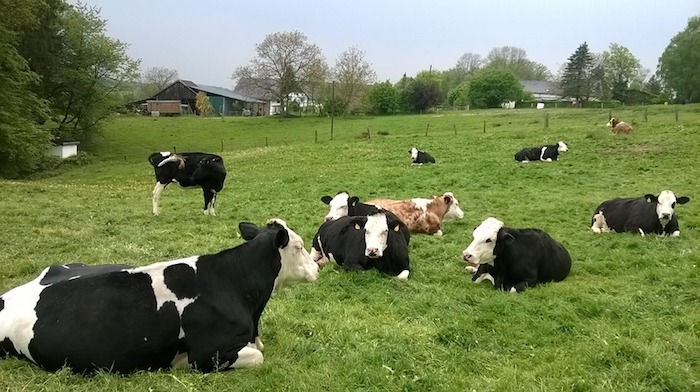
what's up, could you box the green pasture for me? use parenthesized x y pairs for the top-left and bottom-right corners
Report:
(1, 105), (699, 391)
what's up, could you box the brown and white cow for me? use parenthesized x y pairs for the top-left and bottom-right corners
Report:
(607, 118), (633, 134)
(367, 192), (464, 235)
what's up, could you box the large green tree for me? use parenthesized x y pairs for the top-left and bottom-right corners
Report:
(402, 71), (443, 112)
(0, 0), (52, 178)
(658, 15), (700, 102)
(367, 81), (398, 115)
(560, 42), (595, 103)
(233, 31), (327, 116)
(467, 68), (524, 108)
(602, 43), (644, 102)
(333, 46), (376, 114)
(485, 46), (551, 81)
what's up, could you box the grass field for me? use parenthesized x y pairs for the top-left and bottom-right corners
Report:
(1, 105), (699, 391)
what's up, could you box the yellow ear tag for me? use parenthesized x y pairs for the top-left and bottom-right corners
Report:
(394, 225), (400, 232)
(354, 224), (360, 230)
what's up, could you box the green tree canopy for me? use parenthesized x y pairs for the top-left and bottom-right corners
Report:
(367, 81), (398, 115)
(560, 42), (594, 103)
(658, 15), (700, 102)
(467, 68), (524, 108)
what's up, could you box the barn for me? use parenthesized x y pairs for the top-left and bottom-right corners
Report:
(146, 79), (268, 116)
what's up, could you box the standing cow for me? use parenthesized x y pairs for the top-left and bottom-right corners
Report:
(0, 219), (319, 373)
(462, 217), (571, 293)
(149, 152), (227, 215)
(591, 190), (690, 236)
(310, 210), (411, 279)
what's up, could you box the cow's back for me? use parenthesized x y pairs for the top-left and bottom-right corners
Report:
(594, 197), (662, 233)
(498, 228), (571, 285)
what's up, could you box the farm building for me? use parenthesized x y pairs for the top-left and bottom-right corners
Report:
(145, 79), (267, 116)
(521, 80), (563, 101)
(234, 78), (318, 115)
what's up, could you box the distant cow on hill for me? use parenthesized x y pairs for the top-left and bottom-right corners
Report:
(409, 147), (435, 165)
(514, 141), (569, 163)
(607, 118), (633, 134)
(148, 152), (227, 215)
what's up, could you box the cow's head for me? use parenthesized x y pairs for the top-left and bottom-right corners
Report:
(322, 191), (359, 221)
(239, 219), (319, 292)
(557, 141), (569, 152)
(462, 217), (506, 266)
(409, 147), (419, 160)
(644, 191), (690, 226)
(347, 212), (401, 259)
(441, 192), (465, 221)
(607, 118), (619, 128)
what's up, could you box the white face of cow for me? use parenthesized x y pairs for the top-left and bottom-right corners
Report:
(443, 192), (465, 221)
(323, 192), (350, 221)
(557, 141), (568, 152)
(271, 219), (319, 292)
(363, 213), (391, 258)
(462, 217), (504, 266)
(409, 147), (418, 160)
(607, 118), (617, 128)
(648, 191), (690, 226)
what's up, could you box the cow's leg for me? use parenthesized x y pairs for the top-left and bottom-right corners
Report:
(209, 191), (218, 216)
(591, 212), (608, 233)
(228, 346), (263, 369)
(152, 182), (168, 215)
(202, 187), (215, 215)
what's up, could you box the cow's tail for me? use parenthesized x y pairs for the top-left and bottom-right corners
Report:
(157, 154), (186, 169)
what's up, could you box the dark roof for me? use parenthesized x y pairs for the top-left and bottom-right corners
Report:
(521, 80), (561, 96)
(233, 78), (278, 101)
(194, 83), (264, 103)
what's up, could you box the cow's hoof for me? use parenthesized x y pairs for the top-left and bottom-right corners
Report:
(397, 270), (410, 280)
(465, 265), (477, 274)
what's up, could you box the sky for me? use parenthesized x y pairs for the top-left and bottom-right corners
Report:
(75, 0), (699, 89)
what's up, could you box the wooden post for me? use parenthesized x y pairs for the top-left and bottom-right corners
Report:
(265, 137), (268, 147)
(173, 146), (177, 153)
(425, 123), (430, 136)
(675, 107), (679, 122)
(483, 120), (486, 133)
(545, 113), (549, 129)
(315, 130), (318, 143)
(453, 124), (457, 136)
(644, 108), (648, 122)
(220, 139), (223, 152)
(330, 81), (335, 140)
(608, 110), (612, 121)
(367, 127), (371, 139)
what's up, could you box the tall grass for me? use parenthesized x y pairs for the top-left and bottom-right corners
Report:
(1, 106), (699, 391)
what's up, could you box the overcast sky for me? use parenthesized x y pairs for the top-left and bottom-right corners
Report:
(75, 0), (698, 89)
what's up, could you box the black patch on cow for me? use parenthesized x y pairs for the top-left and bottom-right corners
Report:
(164, 263), (199, 300)
(592, 196), (686, 235)
(29, 270), (181, 373)
(40, 263), (131, 286)
(0, 297), (3, 312)
(0, 337), (21, 358)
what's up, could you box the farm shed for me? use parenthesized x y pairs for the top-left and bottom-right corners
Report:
(148, 79), (266, 116)
(49, 141), (80, 159)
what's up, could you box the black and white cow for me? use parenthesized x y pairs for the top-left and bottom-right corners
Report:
(0, 219), (319, 373)
(310, 210), (411, 279)
(149, 151), (227, 215)
(514, 141), (568, 163)
(591, 190), (690, 237)
(409, 147), (436, 165)
(462, 217), (571, 293)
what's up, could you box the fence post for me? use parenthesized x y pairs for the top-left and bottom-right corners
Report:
(608, 110), (612, 121)
(265, 137), (268, 147)
(173, 146), (177, 153)
(220, 139), (223, 152)
(644, 108), (648, 122)
(367, 127), (371, 139)
(483, 120), (486, 133)
(453, 124), (457, 136)
(545, 113), (549, 129)
(315, 130), (318, 143)
(675, 107), (679, 122)
(425, 123), (430, 136)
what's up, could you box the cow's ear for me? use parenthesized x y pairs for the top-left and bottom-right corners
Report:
(349, 196), (360, 207)
(239, 222), (260, 240)
(321, 195), (332, 205)
(677, 196), (690, 204)
(644, 194), (658, 203)
(497, 229), (514, 244)
(443, 194), (452, 204)
(387, 218), (402, 232)
(274, 228), (290, 249)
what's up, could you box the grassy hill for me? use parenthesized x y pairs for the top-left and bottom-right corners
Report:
(1, 105), (699, 391)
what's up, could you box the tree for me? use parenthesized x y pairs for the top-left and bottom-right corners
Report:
(455, 52), (483, 75)
(48, 3), (140, 142)
(367, 81), (398, 115)
(560, 42), (594, 103)
(140, 66), (179, 98)
(658, 15), (700, 103)
(333, 46), (376, 114)
(603, 43), (643, 102)
(233, 31), (327, 116)
(447, 79), (470, 107)
(467, 68), (524, 108)
(485, 46), (551, 81)
(0, 0), (52, 178)
(401, 71), (443, 112)
(195, 92), (213, 116)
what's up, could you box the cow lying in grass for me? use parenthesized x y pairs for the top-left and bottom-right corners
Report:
(607, 117), (633, 134)
(462, 217), (571, 293)
(367, 192), (464, 235)
(514, 141), (568, 163)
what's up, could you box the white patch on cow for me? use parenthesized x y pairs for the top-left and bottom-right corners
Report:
(271, 219), (319, 293)
(671, 230), (680, 237)
(229, 345), (264, 369)
(434, 229), (443, 236)
(126, 256), (199, 315)
(509, 287), (517, 294)
(152, 182), (167, 215)
(443, 192), (464, 221)
(68, 275), (80, 280)
(0, 267), (53, 363)
(462, 217), (504, 265)
(160, 151), (171, 157)
(324, 192), (350, 221)
(638, 228), (645, 237)
(255, 336), (264, 351)
(655, 190), (679, 227)
(410, 147), (418, 161)
(171, 352), (189, 369)
(539, 147), (547, 161)
(397, 270), (410, 280)
(363, 213), (390, 258)
(591, 211), (609, 233)
(557, 141), (569, 152)
(410, 198), (430, 213)
(474, 273), (495, 286)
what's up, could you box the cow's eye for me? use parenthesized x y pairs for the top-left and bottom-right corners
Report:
(485, 239), (492, 243)
(672, 202), (676, 208)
